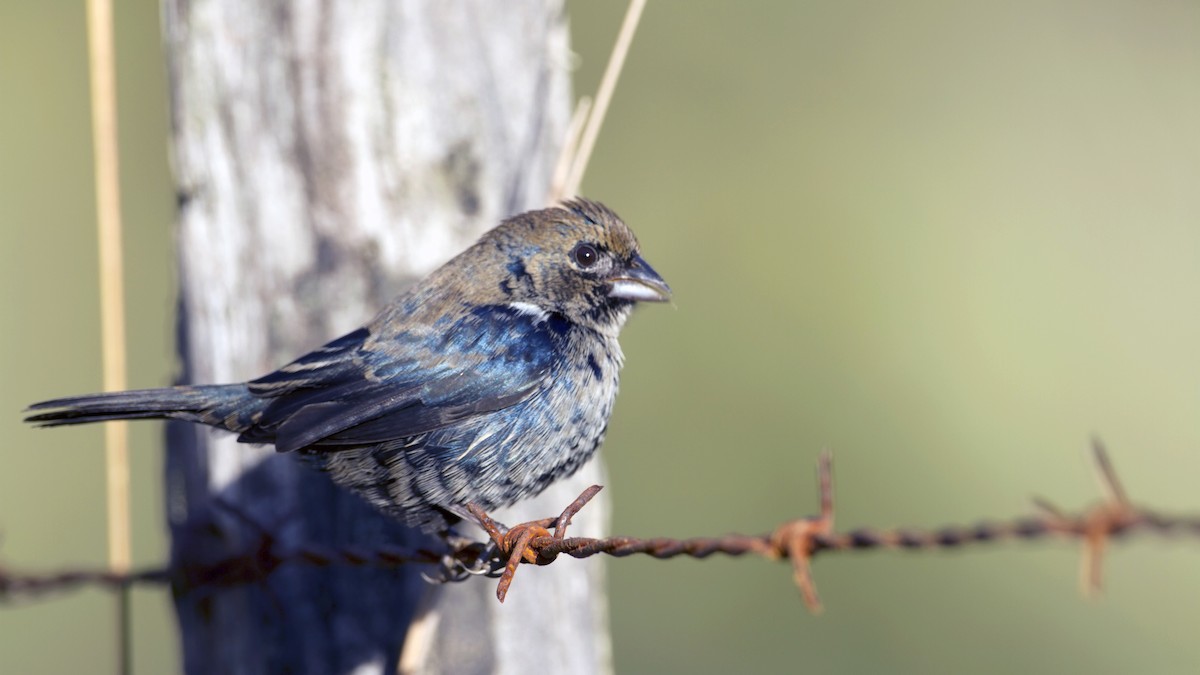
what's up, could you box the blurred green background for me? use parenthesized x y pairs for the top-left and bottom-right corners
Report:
(3, 1), (1200, 672)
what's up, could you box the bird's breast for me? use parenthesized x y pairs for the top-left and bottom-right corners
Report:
(506, 328), (622, 471)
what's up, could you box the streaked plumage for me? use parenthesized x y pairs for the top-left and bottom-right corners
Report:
(25, 198), (669, 532)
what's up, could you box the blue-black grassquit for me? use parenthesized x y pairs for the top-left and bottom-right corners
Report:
(25, 198), (669, 533)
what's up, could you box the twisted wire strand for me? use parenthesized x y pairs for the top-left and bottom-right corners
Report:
(4, 444), (1198, 612)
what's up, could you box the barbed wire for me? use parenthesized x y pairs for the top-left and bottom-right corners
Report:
(2, 441), (1198, 613)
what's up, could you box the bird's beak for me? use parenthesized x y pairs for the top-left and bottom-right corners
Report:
(608, 254), (671, 303)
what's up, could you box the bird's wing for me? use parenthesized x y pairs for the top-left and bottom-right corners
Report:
(247, 327), (374, 398)
(242, 307), (561, 453)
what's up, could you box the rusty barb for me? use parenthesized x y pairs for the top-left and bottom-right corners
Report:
(3, 442), (1200, 612)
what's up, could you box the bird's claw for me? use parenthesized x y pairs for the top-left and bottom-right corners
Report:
(423, 540), (506, 583)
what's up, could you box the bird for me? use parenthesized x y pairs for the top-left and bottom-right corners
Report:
(25, 198), (670, 534)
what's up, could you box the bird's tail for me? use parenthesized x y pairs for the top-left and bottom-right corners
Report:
(24, 384), (260, 434)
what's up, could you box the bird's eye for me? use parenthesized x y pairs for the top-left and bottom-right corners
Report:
(572, 243), (599, 268)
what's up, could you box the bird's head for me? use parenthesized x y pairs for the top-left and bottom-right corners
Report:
(454, 198), (671, 334)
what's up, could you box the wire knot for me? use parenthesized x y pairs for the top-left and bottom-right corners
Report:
(765, 450), (834, 612)
(466, 485), (604, 602)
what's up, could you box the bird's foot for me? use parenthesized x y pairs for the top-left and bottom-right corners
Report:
(423, 540), (499, 584)
(466, 484), (603, 602)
